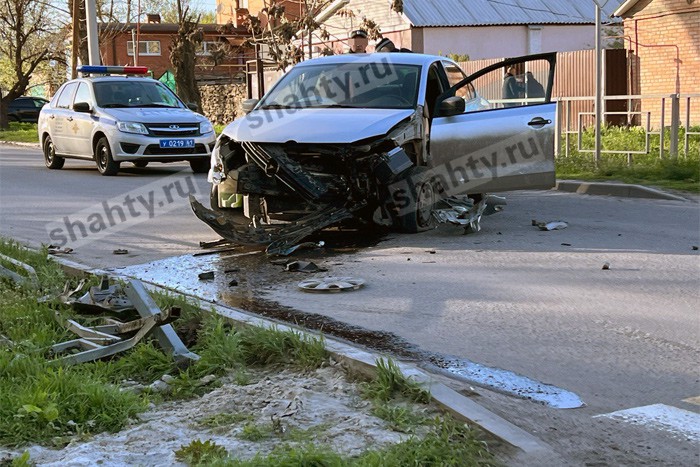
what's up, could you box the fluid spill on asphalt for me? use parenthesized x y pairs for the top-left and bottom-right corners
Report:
(425, 356), (586, 409)
(114, 231), (585, 409)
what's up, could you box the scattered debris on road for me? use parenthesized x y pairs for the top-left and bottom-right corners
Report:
(113, 248), (129, 255)
(602, 262), (611, 270)
(532, 219), (568, 231)
(198, 271), (215, 281)
(298, 277), (365, 293)
(275, 241), (325, 257)
(48, 245), (74, 255)
(285, 260), (328, 273)
(693, 246), (699, 251)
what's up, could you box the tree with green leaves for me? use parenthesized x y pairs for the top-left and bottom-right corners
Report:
(0, 0), (67, 128)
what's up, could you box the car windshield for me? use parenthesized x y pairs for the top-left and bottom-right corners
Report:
(93, 81), (183, 108)
(258, 62), (422, 110)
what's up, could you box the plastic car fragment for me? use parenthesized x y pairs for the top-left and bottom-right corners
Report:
(532, 220), (568, 231)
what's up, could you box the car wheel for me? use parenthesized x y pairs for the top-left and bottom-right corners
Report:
(393, 166), (436, 233)
(95, 137), (120, 176)
(190, 159), (209, 174)
(43, 136), (65, 169)
(132, 161), (148, 168)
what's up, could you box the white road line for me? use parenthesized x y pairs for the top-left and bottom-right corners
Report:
(594, 404), (700, 442)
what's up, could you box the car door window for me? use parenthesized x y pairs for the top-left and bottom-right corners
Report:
(425, 64), (444, 119)
(73, 83), (92, 107)
(56, 83), (78, 109)
(438, 56), (553, 114)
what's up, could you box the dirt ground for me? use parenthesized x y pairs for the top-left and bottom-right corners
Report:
(4, 364), (433, 466)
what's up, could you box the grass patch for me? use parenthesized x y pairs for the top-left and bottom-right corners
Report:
(370, 403), (429, 433)
(238, 422), (274, 442)
(0, 122), (38, 143)
(557, 126), (700, 192)
(361, 358), (430, 404)
(217, 418), (497, 466)
(175, 439), (228, 466)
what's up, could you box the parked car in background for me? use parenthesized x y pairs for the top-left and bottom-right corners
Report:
(38, 66), (216, 176)
(8, 97), (49, 123)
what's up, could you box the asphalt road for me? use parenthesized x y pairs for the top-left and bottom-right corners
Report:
(2, 144), (699, 465)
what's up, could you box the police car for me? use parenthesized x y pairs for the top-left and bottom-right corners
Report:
(38, 66), (216, 176)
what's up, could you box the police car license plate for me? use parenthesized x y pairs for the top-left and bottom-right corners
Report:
(159, 139), (195, 149)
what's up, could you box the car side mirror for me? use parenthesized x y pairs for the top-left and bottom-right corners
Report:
(242, 99), (259, 114)
(438, 96), (466, 117)
(73, 102), (92, 113)
(187, 102), (199, 112)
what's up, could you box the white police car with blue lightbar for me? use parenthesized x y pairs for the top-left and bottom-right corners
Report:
(38, 65), (216, 176)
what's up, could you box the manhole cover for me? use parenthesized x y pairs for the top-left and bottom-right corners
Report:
(298, 277), (365, 293)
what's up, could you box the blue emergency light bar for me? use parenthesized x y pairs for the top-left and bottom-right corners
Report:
(76, 65), (150, 75)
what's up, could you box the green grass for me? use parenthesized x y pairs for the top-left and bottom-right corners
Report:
(0, 239), (497, 466)
(175, 439), (228, 466)
(557, 126), (700, 193)
(361, 358), (430, 404)
(201, 418), (497, 466)
(0, 122), (39, 143)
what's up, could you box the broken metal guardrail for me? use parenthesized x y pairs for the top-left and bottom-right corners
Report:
(51, 278), (199, 366)
(0, 253), (39, 289)
(52, 306), (180, 365)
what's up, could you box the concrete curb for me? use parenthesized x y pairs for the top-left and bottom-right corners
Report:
(0, 140), (40, 148)
(555, 180), (689, 201)
(52, 255), (552, 457)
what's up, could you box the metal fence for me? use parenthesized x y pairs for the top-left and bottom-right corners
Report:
(556, 93), (700, 160)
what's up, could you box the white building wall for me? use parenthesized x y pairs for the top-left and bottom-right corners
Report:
(420, 25), (598, 59)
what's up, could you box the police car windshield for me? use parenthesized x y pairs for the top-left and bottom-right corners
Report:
(94, 81), (182, 108)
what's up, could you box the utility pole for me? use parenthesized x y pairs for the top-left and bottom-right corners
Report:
(71, 0), (80, 78)
(594, 4), (603, 167)
(85, 0), (100, 65)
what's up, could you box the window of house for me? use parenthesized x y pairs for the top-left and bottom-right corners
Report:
(238, 0), (249, 8)
(127, 40), (161, 56)
(196, 41), (221, 56)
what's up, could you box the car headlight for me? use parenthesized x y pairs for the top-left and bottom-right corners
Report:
(116, 122), (148, 135)
(200, 121), (214, 134)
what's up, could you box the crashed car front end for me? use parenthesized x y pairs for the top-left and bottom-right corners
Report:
(192, 108), (430, 255)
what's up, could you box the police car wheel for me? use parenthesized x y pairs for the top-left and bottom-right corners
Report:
(190, 159), (209, 174)
(43, 136), (65, 170)
(95, 137), (120, 176)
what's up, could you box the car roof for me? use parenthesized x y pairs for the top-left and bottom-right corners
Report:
(294, 53), (453, 68)
(72, 76), (157, 84)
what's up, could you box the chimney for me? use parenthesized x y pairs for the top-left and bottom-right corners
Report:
(147, 13), (161, 23)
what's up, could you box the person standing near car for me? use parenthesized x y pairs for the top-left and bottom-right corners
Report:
(502, 66), (522, 107)
(524, 71), (545, 100)
(348, 30), (368, 53)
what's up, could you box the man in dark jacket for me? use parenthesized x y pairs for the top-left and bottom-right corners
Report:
(525, 71), (545, 100)
(502, 66), (522, 107)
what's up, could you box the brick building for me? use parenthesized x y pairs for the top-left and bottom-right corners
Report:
(99, 17), (253, 82)
(614, 0), (700, 126)
(216, 0), (304, 26)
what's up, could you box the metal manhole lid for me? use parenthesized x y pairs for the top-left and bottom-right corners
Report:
(298, 277), (365, 293)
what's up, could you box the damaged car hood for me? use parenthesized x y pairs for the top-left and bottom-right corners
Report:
(225, 108), (415, 144)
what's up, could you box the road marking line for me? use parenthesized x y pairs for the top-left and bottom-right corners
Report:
(682, 396), (700, 406)
(593, 404), (700, 442)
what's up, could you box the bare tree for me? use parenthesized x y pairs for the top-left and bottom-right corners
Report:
(0, 0), (67, 128)
(245, 0), (382, 70)
(170, 0), (202, 109)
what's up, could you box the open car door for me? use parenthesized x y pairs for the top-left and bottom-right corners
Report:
(428, 53), (556, 195)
